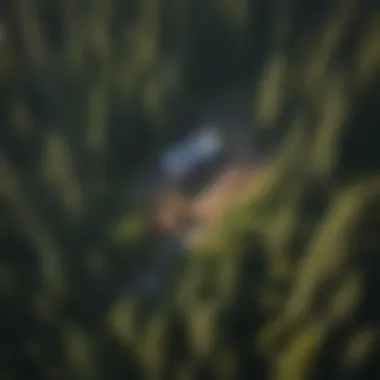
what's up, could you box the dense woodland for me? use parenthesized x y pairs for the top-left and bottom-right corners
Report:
(0, 0), (380, 379)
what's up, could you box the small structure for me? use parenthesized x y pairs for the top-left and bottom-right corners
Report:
(160, 124), (224, 182)
(131, 102), (259, 297)
(151, 114), (257, 235)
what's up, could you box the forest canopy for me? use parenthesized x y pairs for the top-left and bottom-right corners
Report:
(0, 0), (380, 379)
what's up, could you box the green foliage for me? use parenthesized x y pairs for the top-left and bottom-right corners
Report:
(1, 0), (379, 379)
